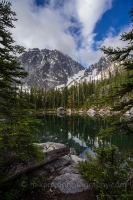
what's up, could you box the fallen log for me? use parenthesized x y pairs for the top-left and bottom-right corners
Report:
(1, 146), (70, 185)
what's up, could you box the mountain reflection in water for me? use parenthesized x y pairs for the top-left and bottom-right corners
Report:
(33, 114), (133, 155)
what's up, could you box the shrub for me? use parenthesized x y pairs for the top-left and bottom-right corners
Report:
(78, 146), (133, 200)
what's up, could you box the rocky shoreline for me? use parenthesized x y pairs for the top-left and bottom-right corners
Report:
(41, 106), (133, 118)
(42, 108), (113, 116)
(33, 142), (89, 194)
(20, 142), (95, 199)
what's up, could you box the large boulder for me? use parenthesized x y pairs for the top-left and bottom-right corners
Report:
(99, 109), (105, 116)
(51, 155), (90, 194)
(87, 109), (96, 117)
(44, 155), (71, 171)
(51, 164), (90, 194)
(35, 142), (66, 152)
(57, 107), (65, 113)
(124, 107), (133, 117)
(60, 164), (78, 175)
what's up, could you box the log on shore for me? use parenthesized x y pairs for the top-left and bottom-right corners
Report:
(1, 147), (70, 185)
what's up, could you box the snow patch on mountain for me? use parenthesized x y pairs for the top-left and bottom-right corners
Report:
(18, 48), (123, 90)
(18, 48), (84, 89)
(56, 56), (121, 89)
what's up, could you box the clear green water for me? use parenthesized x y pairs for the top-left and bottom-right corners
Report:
(33, 114), (133, 155)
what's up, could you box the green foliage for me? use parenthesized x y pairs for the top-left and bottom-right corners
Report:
(0, 173), (47, 200)
(0, 0), (44, 185)
(0, 175), (28, 200)
(78, 146), (133, 200)
(100, 7), (133, 135)
(22, 67), (131, 112)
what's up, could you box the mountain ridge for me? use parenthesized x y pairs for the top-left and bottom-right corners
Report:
(18, 48), (120, 89)
(18, 48), (84, 89)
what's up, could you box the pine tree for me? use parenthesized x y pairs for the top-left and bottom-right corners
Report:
(0, 1), (27, 121)
(0, 1), (44, 182)
(100, 7), (133, 135)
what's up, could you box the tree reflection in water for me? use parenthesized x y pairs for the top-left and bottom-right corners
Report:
(33, 114), (133, 155)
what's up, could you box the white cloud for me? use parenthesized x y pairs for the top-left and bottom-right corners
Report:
(9, 0), (130, 68)
(99, 24), (132, 50)
(75, 0), (112, 36)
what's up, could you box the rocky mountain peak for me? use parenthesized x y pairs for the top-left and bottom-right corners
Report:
(19, 48), (84, 89)
(18, 48), (123, 90)
(83, 56), (111, 79)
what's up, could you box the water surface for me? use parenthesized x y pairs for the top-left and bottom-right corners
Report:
(33, 114), (133, 155)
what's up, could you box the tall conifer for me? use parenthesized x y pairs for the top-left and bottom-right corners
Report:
(0, 1), (43, 181)
(100, 7), (133, 135)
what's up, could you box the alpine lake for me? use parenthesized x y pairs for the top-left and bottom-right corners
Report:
(32, 113), (133, 157)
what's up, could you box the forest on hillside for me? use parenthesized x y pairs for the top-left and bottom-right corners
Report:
(1, 1), (133, 199)
(19, 66), (133, 111)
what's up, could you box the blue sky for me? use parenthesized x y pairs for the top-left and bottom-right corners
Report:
(94, 0), (132, 41)
(10, 0), (133, 67)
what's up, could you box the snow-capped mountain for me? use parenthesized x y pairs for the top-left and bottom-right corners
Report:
(18, 48), (84, 89)
(57, 56), (120, 88)
(19, 48), (121, 90)
(82, 56), (121, 81)
(83, 56), (111, 81)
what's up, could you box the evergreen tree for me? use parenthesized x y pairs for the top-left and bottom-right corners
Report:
(0, 1), (27, 121)
(0, 1), (43, 182)
(100, 7), (133, 135)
